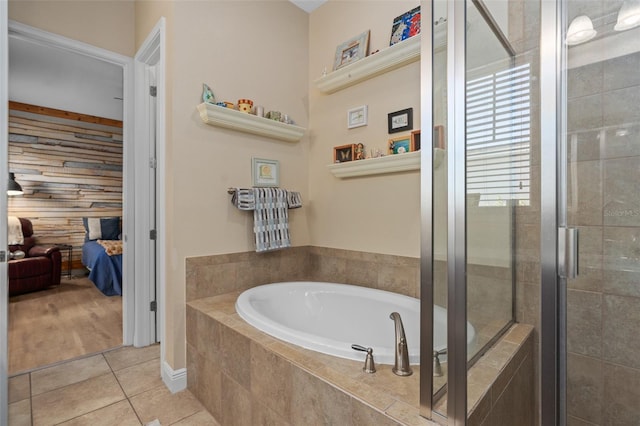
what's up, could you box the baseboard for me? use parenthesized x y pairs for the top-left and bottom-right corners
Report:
(161, 360), (187, 393)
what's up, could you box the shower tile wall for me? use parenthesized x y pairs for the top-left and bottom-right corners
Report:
(509, 2), (543, 425)
(566, 49), (640, 425)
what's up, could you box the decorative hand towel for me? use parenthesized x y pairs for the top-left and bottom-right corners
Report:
(231, 188), (255, 210)
(287, 191), (303, 209)
(253, 187), (291, 252)
(8, 216), (23, 245)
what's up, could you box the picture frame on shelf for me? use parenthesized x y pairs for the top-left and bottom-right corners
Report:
(333, 144), (355, 163)
(252, 157), (280, 187)
(388, 135), (412, 155)
(347, 105), (368, 129)
(334, 30), (370, 70)
(390, 6), (421, 46)
(410, 130), (421, 151)
(388, 108), (413, 133)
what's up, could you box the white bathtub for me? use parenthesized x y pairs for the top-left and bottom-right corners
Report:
(235, 281), (476, 365)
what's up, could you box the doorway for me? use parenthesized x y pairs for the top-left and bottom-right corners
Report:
(542, 0), (640, 424)
(5, 21), (136, 370)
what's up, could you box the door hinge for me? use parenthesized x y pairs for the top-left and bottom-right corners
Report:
(0, 251), (6, 262)
(149, 86), (157, 97)
(150, 301), (157, 312)
(149, 157), (157, 169)
(150, 229), (157, 240)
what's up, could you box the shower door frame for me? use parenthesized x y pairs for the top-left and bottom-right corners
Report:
(540, 0), (572, 424)
(420, 0), (521, 422)
(418, 0), (470, 422)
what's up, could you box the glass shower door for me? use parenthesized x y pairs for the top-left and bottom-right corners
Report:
(562, 1), (640, 424)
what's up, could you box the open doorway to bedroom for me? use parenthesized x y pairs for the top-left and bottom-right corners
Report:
(6, 26), (127, 374)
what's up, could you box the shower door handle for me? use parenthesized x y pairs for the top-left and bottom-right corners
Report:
(558, 227), (579, 279)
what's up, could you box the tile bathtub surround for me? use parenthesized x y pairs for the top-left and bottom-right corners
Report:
(185, 246), (423, 302)
(185, 247), (311, 302)
(8, 344), (218, 426)
(186, 246), (509, 308)
(187, 292), (534, 425)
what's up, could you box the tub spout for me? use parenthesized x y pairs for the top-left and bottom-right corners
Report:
(389, 312), (413, 376)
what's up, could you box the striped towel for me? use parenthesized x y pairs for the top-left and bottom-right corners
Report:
(253, 188), (291, 252)
(231, 188), (255, 210)
(287, 191), (302, 209)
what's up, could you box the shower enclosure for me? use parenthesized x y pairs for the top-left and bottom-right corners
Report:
(420, 0), (640, 424)
(548, 0), (640, 424)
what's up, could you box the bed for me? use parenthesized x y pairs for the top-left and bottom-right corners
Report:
(81, 217), (122, 296)
(82, 240), (122, 296)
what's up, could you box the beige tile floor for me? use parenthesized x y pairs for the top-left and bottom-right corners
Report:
(8, 344), (220, 426)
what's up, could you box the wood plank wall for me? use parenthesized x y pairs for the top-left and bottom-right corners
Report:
(8, 101), (123, 273)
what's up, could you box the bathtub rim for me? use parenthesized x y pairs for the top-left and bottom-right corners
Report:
(235, 281), (476, 365)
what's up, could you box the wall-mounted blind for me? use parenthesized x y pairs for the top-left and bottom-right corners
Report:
(466, 63), (531, 206)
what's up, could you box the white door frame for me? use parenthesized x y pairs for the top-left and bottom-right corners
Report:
(134, 19), (177, 391)
(1, 2), (11, 424)
(6, 21), (136, 345)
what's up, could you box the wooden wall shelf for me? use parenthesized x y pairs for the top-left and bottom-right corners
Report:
(313, 35), (421, 94)
(197, 103), (306, 143)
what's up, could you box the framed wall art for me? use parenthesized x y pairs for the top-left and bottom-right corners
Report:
(410, 130), (421, 151)
(252, 157), (280, 187)
(333, 144), (355, 163)
(347, 105), (368, 129)
(333, 30), (370, 70)
(388, 135), (412, 155)
(388, 108), (413, 133)
(390, 6), (421, 46)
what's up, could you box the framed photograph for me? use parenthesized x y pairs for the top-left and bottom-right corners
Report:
(388, 108), (413, 133)
(411, 130), (421, 151)
(388, 135), (412, 155)
(333, 144), (355, 163)
(347, 105), (368, 129)
(252, 157), (280, 187)
(334, 30), (370, 70)
(390, 6), (421, 46)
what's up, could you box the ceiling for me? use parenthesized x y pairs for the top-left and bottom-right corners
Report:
(289, 0), (326, 13)
(8, 34), (124, 121)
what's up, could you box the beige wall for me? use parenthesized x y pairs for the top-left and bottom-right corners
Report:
(10, 0), (425, 372)
(135, 1), (311, 369)
(8, 0), (135, 57)
(308, 0), (421, 257)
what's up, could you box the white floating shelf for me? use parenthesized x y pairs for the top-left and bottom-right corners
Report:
(327, 149), (444, 178)
(197, 102), (306, 143)
(314, 35), (421, 94)
(327, 151), (420, 178)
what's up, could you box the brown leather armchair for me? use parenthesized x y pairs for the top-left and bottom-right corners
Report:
(9, 218), (62, 296)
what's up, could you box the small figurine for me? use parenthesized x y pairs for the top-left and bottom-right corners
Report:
(202, 83), (215, 104)
(355, 143), (365, 160)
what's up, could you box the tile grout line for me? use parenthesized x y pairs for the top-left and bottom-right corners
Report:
(105, 352), (146, 425)
(17, 345), (168, 425)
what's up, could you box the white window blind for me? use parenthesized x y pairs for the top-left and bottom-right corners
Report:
(466, 63), (531, 206)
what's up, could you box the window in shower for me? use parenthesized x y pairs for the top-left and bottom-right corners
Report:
(467, 63), (532, 207)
